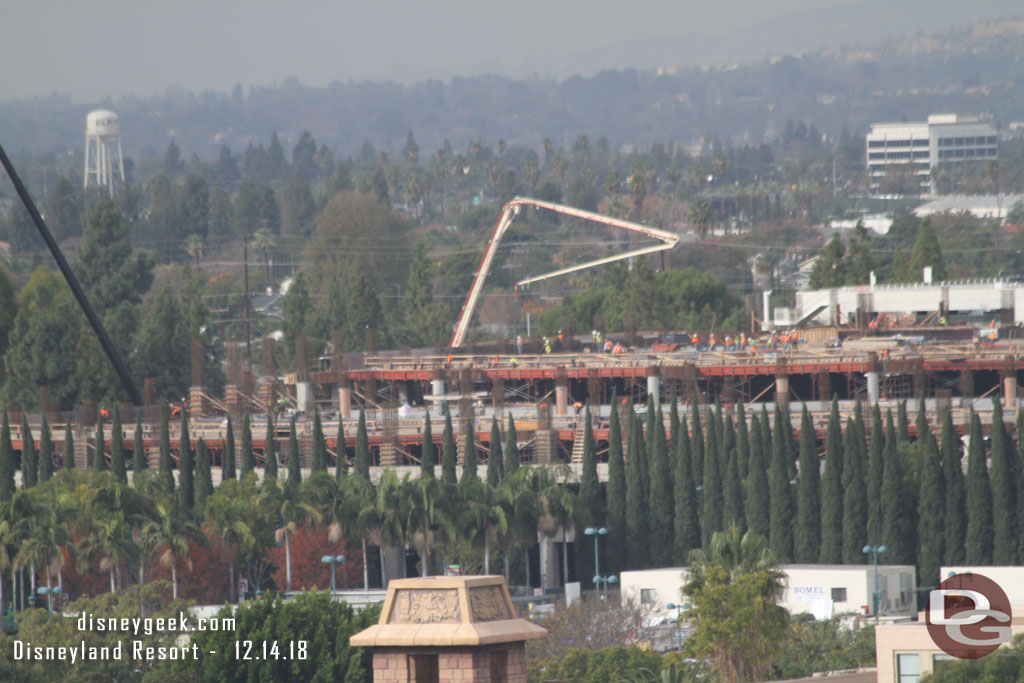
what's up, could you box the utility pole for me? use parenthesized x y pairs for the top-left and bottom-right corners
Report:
(243, 231), (253, 374)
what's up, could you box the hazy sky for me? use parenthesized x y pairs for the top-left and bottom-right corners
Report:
(3, 0), (1020, 102)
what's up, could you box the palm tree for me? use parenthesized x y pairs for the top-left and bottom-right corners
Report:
(537, 465), (577, 586)
(143, 499), (204, 598)
(401, 475), (455, 576)
(266, 480), (321, 592)
(690, 199), (713, 237)
(345, 475), (379, 589)
(367, 469), (406, 587)
(204, 479), (257, 602)
(304, 471), (359, 587)
(78, 477), (152, 592)
(685, 524), (785, 597)
(458, 477), (510, 575)
(499, 468), (540, 582)
(184, 234), (205, 268)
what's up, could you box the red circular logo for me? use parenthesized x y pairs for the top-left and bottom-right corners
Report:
(926, 573), (1012, 659)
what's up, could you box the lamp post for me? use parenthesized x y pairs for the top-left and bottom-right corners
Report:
(585, 527), (617, 591)
(321, 555), (346, 600)
(862, 544), (887, 624)
(36, 586), (61, 614)
(666, 602), (691, 650)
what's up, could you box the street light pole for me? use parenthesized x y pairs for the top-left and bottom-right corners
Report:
(666, 602), (690, 650)
(321, 555), (346, 600)
(584, 527), (612, 591)
(862, 544), (887, 624)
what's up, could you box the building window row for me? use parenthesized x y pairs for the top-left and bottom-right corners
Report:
(938, 147), (998, 160)
(938, 135), (997, 146)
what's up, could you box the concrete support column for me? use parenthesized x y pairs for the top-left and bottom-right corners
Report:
(397, 382), (410, 406)
(646, 368), (661, 406)
(775, 375), (789, 408)
(431, 379), (445, 398)
(1005, 375), (1018, 409)
(338, 382), (352, 420)
(296, 382), (312, 414)
(555, 374), (569, 417)
(866, 371), (880, 404)
(538, 533), (559, 590)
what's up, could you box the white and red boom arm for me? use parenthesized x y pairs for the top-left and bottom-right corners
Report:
(447, 196), (679, 348)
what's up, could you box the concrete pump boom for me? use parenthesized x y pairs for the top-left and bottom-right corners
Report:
(447, 196), (680, 348)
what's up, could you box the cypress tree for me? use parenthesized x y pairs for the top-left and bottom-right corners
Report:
(240, 414), (255, 478)
(354, 411), (369, 481)
(133, 415), (146, 474)
(701, 410), (724, 549)
(110, 406), (126, 483)
(441, 411), (457, 486)
(335, 417), (348, 481)
(965, 410), (993, 564)
(796, 406), (821, 563)
(769, 406), (794, 561)
(38, 417), (53, 482)
(21, 416), (37, 488)
(606, 394), (627, 575)
(94, 411), (106, 471)
(0, 412), (13, 500)
(421, 411), (435, 479)
(159, 405), (174, 493)
(674, 415), (700, 563)
(486, 418), (503, 487)
(745, 412), (770, 540)
(179, 411), (194, 511)
(917, 432), (945, 587)
(649, 406), (674, 565)
(625, 411), (649, 568)
(722, 425), (745, 534)
(866, 406), (885, 545)
(841, 418), (868, 564)
(669, 399), (681, 471)
(503, 414), (519, 477)
(690, 402), (704, 486)
(736, 402), (750, 480)
(704, 405), (719, 508)
(311, 409), (326, 473)
(577, 406), (601, 582)
(636, 397), (651, 502)
(989, 397), (1017, 564)
(195, 437), (213, 516)
(897, 401), (910, 445)
(222, 417), (236, 481)
(263, 413), (278, 479)
(819, 404), (844, 564)
(461, 415), (478, 483)
(62, 422), (75, 470)
(882, 410), (914, 565)
(942, 408), (966, 564)
(287, 416), (301, 488)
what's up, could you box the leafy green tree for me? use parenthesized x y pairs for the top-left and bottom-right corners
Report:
(335, 417), (348, 481)
(38, 417), (53, 482)
(144, 499), (204, 600)
(744, 413), (769, 541)
(795, 407), (820, 563)
(44, 175), (83, 241)
(20, 416), (37, 488)
(222, 416), (236, 481)
(533, 646), (664, 683)
(133, 414), (146, 473)
(808, 234), (847, 289)
(133, 285), (190, 401)
(769, 407), (794, 561)
(179, 173), (210, 238)
(62, 422), (75, 470)
(819, 401), (843, 563)
(989, 397), (1017, 564)
(768, 618), (877, 680)
(504, 413), (519, 477)
(904, 217), (946, 282)
(684, 526), (789, 683)
(196, 438), (213, 516)
(917, 432), (945, 586)
(240, 413), (255, 478)
(607, 397), (627, 574)
(965, 410), (993, 564)
(311, 409), (326, 473)
(399, 243), (450, 347)
(94, 411), (106, 471)
(420, 411), (435, 478)
(942, 408), (966, 564)
(441, 411), (457, 486)
(487, 419), (503, 486)
(354, 410), (370, 480)
(0, 412), (12, 500)
(674, 415), (701, 563)
(461, 415), (478, 483)
(178, 411), (194, 511)
(264, 414), (278, 479)
(281, 173), (317, 236)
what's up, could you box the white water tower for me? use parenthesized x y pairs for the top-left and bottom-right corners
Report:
(83, 109), (126, 197)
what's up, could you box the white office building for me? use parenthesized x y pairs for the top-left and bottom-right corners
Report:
(866, 114), (997, 194)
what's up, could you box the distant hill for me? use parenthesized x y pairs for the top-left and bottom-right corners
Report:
(1, 18), (1023, 162)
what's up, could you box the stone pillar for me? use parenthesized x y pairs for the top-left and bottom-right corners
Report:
(646, 367), (661, 406)
(338, 381), (352, 420)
